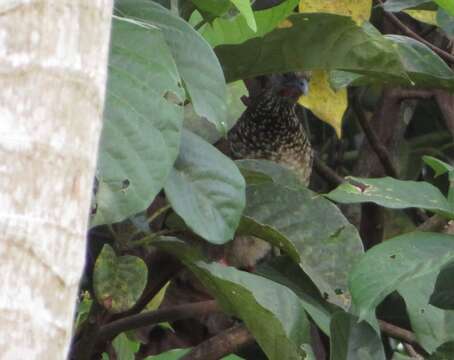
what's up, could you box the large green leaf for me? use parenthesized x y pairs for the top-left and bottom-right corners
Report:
(428, 341), (454, 360)
(430, 261), (454, 310)
(191, 0), (231, 16)
(435, 0), (454, 16)
(155, 237), (312, 360)
(164, 130), (245, 244)
(437, 9), (454, 37)
(93, 244), (148, 313)
(382, 0), (432, 12)
(385, 35), (454, 89)
(230, 0), (257, 31)
(215, 13), (454, 90)
(184, 80), (247, 143)
(399, 272), (454, 352)
(93, 19), (183, 227)
(331, 33), (454, 89)
(238, 161), (364, 308)
(325, 177), (454, 219)
(257, 257), (334, 335)
(349, 232), (454, 322)
(215, 14), (405, 82)
(198, 0), (298, 47)
(330, 312), (386, 360)
(116, 0), (227, 130)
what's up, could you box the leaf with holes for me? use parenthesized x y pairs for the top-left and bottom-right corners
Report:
(164, 130), (245, 244)
(237, 160), (364, 308)
(399, 272), (454, 353)
(349, 232), (454, 323)
(92, 19), (183, 227)
(116, 0), (227, 131)
(330, 311), (386, 360)
(430, 261), (454, 310)
(154, 237), (312, 360)
(93, 245), (147, 313)
(325, 176), (454, 219)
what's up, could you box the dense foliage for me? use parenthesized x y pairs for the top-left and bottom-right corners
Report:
(71, 1), (454, 359)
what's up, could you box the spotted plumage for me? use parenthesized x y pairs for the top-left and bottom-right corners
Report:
(228, 77), (313, 184)
(225, 73), (314, 269)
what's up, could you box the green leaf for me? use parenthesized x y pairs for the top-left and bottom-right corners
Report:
(236, 159), (303, 189)
(428, 341), (454, 359)
(434, 0), (454, 16)
(230, 0), (257, 31)
(423, 155), (454, 177)
(399, 272), (454, 352)
(116, 0), (227, 131)
(330, 312), (386, 360)
(93, 19), (183, 227)
(257, 257), (334, 335)
(215, 14), (454, 91)
(198, 0), (298, 47)
(437, 9), (454, 37)
(325, 177), (454, 219)
(144, 349), (244, 359)
(155, 237), (312, 360)
(93, 244), (148, 313)
(385, 35), (454, 89)
(184, 80), (247, 144)
(430, 261), (454, 310)
(238, 161), (364, 308)
(349, 232), (454, 322)
(331, 34), (454, 89)
(236, 216), (301, 264)
(191, 0), (231, 16)
(215, 14), (405, 82)
(112, 333), (140, 360)
(164, 130), (245, 244)
(382, 0), (432, 12)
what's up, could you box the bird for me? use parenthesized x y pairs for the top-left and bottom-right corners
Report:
(225, 72), (314, 269)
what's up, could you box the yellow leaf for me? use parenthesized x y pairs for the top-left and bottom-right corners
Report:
(403, 10), (438, 26)
(299, 0), (372, 25)
(146, 281), (170, 311)
(298, 70), (347, 138)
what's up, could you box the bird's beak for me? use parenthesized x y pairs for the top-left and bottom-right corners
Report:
(299, 78), (309, 96)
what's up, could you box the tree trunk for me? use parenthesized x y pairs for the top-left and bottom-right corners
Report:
(0, 1), (112, 358)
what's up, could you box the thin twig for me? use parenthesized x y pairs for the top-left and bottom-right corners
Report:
(417, 214), (447, 232)
(147, 204), (171, 225)
(377, 0), (454, 64)
(353, 97), (399, 178)
(98, 300), (220, 342)
(404, 343), (424, 359)
(181, 324), (255, 360)
(313, 157), (345, 187)
(379, 320), (418, 347)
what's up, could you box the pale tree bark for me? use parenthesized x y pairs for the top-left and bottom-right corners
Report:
(0, 1), (112, 359)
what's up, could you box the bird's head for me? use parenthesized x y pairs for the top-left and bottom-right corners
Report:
(273, 72), (309, 103)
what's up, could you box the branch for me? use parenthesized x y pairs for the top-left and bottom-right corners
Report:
(377, 0), (454, 64)
(378, 320), (428, 357)
(180, 324), (255, 360)
(313, 156), (345, 187)
(70, 301), (108, 360)
(352, 97), (398, 178)
(379, 320), (417, 345)
(98, 300), (220, 342)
